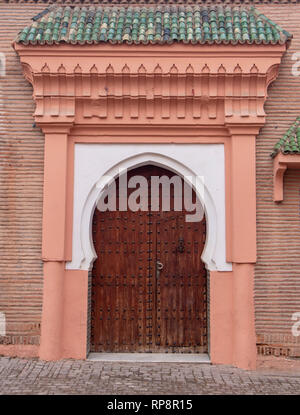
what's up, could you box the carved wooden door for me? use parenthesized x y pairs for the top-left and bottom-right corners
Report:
(91, 165), (207, 353)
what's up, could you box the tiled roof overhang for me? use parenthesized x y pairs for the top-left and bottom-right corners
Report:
(272, 117), (300, 202)
(271, 117), (300, 157)
(15, 5), (292, 45)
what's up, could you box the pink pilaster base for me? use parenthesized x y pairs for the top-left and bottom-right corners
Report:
(62, 270), (89, 359)
(210, 270), (234, 366)
(210, 264), (257, 370)
(232, 263), (257, 370)
(39, 261), (65, 361)
(39, 266), (88, 361)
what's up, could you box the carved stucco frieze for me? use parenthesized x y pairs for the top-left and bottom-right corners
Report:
(14, 44), (284, 129)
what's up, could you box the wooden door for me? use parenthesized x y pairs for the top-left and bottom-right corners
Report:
(91, 165), (207, 353)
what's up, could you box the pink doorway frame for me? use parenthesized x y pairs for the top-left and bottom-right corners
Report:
(11, 42), (288, 370)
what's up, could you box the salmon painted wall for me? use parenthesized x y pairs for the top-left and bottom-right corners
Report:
(0, 1), (300, 358)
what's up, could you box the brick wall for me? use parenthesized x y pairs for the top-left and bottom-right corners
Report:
(0, 1), (300, 356)
(0, 4), (46, 345)
(255, 4), (300, 357)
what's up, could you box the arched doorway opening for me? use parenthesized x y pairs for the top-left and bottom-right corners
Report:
(90, 164), (207, 353)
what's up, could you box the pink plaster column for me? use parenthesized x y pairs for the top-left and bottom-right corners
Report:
(210, 270), (234, 366)
(225, 126), (259, 369)
(39, 261), (65, 360)
(232, 263), (257, 370)
(229, 128), (257, 263)
(41, 127), (70, 260)
(39, 125), (72, 360)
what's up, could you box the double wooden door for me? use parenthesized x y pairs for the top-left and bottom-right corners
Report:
(91, 165), (207, 353)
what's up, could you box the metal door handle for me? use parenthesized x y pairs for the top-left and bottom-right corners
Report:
(156, 261), (163, 279)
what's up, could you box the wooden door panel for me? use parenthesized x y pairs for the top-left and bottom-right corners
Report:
(153, 213), (207, 352)
(91, 210), (149, 352)
(91, 165), (207, 353)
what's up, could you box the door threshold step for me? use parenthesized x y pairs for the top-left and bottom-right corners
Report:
(88, 353), (210, 363)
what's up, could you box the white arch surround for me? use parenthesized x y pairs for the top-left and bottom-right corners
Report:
(66, 143), (232, 272)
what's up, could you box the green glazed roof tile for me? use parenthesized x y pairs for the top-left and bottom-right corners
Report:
(271, 117), (300, 158)
(16, 4), (292, 46)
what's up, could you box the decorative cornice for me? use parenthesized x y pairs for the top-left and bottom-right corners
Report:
(14, 43), (287, 126)
(21, 62), (33, 84)
(266, 63), (280, 88)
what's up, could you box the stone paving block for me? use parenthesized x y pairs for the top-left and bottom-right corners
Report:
(0, 357), (299, 395)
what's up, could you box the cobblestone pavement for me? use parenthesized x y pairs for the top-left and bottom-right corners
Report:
(0, 357), (300, 395)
